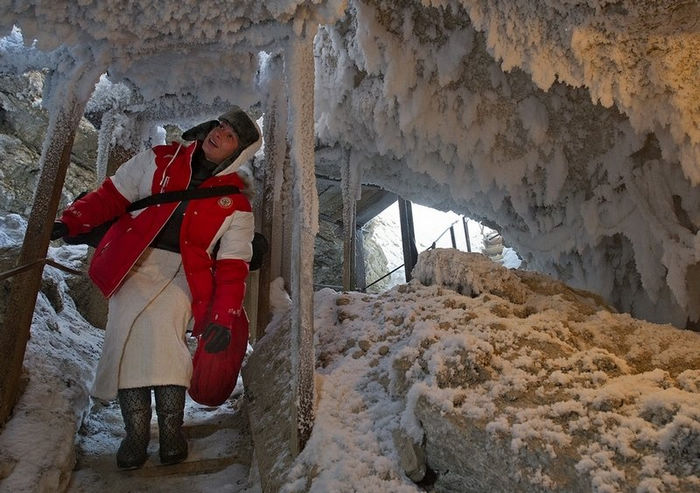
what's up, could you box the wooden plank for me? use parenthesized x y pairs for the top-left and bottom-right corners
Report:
(398, 198), (418, 282)
(354, 228), (366, 291)
(257, 54), (288, 340)
(124, 456), (247, 478)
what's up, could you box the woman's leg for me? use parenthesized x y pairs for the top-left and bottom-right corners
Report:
(154, 385), (188, 465)
(116, 387), (152, 470)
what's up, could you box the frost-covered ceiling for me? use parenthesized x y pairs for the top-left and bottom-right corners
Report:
(0, 0), (698, 328)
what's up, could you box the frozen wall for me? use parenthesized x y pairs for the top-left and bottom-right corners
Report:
(0, 0), (698, 327)
(313, 0), (699, 327)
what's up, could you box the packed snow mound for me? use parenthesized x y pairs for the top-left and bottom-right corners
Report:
(284, 249), (700, 492)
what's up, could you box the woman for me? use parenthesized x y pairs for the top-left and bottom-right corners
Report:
(52, 107), (261, 469)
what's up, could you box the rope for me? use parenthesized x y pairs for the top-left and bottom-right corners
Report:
(0, 258), (83, 282)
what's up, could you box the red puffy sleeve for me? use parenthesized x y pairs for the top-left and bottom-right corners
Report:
(59, 178), (130, 236)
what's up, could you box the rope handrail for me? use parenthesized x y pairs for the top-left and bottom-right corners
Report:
(364, 263), (405, 290)
(428, 219), (460, 248)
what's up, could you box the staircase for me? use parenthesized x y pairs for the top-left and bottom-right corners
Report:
(67, 391), (256, 492)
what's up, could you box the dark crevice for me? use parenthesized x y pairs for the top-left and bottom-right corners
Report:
(416, 464), (438, 490)
(672, 195), (698, 235)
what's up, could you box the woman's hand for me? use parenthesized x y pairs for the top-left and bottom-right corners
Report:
(50, 222), (68, 240)
(201, 323), (231, 353)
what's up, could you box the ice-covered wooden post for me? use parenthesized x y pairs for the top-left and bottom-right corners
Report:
(0, 53), (104, 424)
(96, 108), (120, 181)
(341, 150), (361, 291)
(257, 53), (290, 338)
(398, 198), (418, 282)
(285, 25), (318, 454)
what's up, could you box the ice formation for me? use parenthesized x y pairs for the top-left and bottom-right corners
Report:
(0, 0), (698, 326)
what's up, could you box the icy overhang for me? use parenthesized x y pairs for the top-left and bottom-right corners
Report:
(312, 0), (699, 328)
(0, 0), (345, 118)
(0, 1), (344, 53)
(0, 0), (698, 328)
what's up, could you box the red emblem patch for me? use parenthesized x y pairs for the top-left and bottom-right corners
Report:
(218, 197), (233, 208)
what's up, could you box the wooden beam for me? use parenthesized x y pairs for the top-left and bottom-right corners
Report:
(257, 54), (288, 340)
(354, 229), (366, 291)
(341, 151), (357, 291)
(286, 27), (318, 455)
(463, 217), (472, 252)
(398, 198), (418, 282)
(356, 191), (397, 227)
(0, 62), (101, 424)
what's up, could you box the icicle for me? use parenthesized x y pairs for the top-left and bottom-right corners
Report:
(341, 148), (364, 290)
(261, 53), (289, 204)
(95, 108), (118, 182)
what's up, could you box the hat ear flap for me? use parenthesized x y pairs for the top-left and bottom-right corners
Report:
(182, 120), (218, 141)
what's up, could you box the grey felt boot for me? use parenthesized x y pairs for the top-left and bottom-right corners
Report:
(116, 387), (152, 470)
(154, 385), (188, 465)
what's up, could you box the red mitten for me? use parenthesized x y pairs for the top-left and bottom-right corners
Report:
(189, 312), (249, 406)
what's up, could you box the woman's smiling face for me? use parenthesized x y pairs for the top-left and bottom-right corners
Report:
(202, 121), (239, 164)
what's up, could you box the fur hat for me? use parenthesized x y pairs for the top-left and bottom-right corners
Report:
(181, 120), (218, 142)
(181, 106), (259, 151)
(218, 106), (259, 150)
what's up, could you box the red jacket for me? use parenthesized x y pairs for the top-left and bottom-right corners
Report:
(60, 140), (258, 335)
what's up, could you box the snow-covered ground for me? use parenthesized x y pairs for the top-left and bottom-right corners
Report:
(1, 212), (698, 493)
(0, 214), (257, 492)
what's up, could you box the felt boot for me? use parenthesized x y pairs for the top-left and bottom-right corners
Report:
(154, 385), (188, 465)
(116, 387), (152, 470)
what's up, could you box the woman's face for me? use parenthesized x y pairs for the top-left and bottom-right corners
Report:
(202, 121), (239, 164)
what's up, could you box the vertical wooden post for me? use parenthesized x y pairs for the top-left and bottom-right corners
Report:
(463, 216), (472, 252)
(341, 151), (357, 291)
(354, 228), (366, 291)
(450, 225), (457, 248)
(286, 26), (318, 454)
(0, 60), (102, 424)
(257, 54), (289, 339)
(96, 108), (118, 181)
(342, 219), (357, 291)
(398, 198), (418, 282)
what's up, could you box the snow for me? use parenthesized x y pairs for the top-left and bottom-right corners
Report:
(280, 249), (699, 492)
(311, 1), (700, 327)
